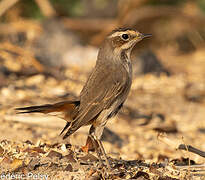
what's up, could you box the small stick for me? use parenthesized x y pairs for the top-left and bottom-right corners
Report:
(35, 0), (56, 17)
(178, 144), (205, 158)
(175, 164), (205, 169)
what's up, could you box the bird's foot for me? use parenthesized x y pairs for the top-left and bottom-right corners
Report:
(96, 139), (111, 170)
(88, 135), (111, 170)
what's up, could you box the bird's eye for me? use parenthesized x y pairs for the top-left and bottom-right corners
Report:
(121, 34), (129, 40)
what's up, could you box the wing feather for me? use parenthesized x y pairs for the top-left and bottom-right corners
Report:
(62, 65), (129, 138)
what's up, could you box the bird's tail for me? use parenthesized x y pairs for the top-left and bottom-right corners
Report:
(15, 100), (79, 114)
(15, 100), (80, 139)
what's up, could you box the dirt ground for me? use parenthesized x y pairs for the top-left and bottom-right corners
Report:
(0, 41), (205, 180)
(0, 4), (205, 177)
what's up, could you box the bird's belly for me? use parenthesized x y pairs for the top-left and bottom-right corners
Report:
(93, 100), (121, 127)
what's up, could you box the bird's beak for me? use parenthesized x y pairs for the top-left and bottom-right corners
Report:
(134, 32), (152, 41)
(141, 33), (152, 39)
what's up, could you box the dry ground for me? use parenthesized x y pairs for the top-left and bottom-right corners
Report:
(0, 36), (205, 180)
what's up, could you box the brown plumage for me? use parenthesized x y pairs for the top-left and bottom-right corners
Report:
(16, 28), (151, 168)
(16, 100), (79, 114)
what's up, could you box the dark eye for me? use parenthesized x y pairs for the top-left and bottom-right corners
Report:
(121, 34), (129, 40)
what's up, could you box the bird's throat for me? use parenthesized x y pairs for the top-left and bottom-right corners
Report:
(120, 50), (132, 77)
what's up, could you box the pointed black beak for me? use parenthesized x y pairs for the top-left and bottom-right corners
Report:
(141, 33), (152, 39)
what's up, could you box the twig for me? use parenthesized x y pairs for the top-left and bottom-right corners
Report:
(35, 0), (56, 17)
(178, 144), (205, 158)
(0, 0), (19, 17)
(0, 42), (44, 72)
(175, 164), (205, 169)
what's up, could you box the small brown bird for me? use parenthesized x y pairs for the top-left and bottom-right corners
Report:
(16, 28), (151, 168)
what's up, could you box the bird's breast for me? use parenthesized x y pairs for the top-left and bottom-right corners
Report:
(120, 50), (132, 79)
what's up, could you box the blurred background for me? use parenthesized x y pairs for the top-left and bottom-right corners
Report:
(0, 0), (205, 75)
(0, 0), (205, 178)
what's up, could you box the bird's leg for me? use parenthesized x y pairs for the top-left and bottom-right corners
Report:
(81, 125), (99, 153)
(88, 134), (103, 166)
(89, 125), (111, 170)
(95, 138), (111, 170)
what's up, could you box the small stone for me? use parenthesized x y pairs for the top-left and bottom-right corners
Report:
(61, 144), (67, 152)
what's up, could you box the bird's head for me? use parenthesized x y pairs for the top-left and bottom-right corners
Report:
(97, 28), (151, 65)
(107, 28), (151, 52)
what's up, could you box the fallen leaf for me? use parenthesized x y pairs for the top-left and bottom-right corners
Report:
(78, 154), (98, 162)
(10, 158), (24, 170)
(64, 164), (73, 172)
(0, 145), (4, 156)
(63, 152), (76, 163)
(47, 150), (62, 159)
(23, 147), (46, 154)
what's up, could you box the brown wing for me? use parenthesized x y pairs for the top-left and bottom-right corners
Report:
(62, 64), (130, 139)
